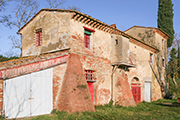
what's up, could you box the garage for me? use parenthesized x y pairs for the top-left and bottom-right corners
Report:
(3, 68), (53, 119)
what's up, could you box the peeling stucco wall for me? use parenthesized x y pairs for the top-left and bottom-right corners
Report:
(20, 11), (71, 57)
(128, 42), (153, 101)
(78, 54), (112, 105)
(70, 19), (111, 59)
(19, 10), (168, 107)
(111, 34), (130, 64)
(126, 27), (167, 101)
(125, 27), (156, 47)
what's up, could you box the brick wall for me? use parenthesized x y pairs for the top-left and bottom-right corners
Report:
(55, 53), (95, 112)
(53, 64), (67, 108)
(115, 70), (136, 107)
(0, 79), (3, 115)
(78, 53), (112, 105)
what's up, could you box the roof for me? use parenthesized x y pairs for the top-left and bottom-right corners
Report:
(18, 9), (160, 53)
(124, 25), (169, 40)
(18, 8), (124, 33)
(0, 50), (69, 79)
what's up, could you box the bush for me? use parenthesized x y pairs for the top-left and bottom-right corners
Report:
(0, 116), (4, 120)
(168, 77), (180, 98)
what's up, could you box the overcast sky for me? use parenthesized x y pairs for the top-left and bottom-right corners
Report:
(0, 0), (180, 56)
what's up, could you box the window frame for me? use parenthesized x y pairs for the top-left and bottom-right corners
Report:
(35, 28), (42, 47)
(150, 53), (153, 63)
(83, 26), (95, 49)
(84, 34), (91, 48)
(85, 70), (95, 81)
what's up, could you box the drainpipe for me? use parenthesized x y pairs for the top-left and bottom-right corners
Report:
(111, 65), (119, 103)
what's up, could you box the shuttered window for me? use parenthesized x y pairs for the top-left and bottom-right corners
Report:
(84, 34), (90, 48)
(84, 26), (95, 49)
(35, 28), (42, 47)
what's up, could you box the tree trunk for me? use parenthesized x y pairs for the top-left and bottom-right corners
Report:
(172, 76), (178, 88)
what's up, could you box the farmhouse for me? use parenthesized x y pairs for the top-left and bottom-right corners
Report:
(0, 9), (168, 118)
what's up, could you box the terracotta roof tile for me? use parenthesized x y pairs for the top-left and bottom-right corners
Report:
(0, 50), (69, 70)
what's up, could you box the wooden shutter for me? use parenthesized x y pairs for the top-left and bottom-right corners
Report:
(84, 34), (90, 48)
(87, 82), (94, 101)
(35, 28), (42, 47)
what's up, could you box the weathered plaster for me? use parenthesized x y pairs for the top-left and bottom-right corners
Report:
(53, 64), (67, 108)
(20, 11), (71, 57)
(125, 27), (156, 47)
(70, 19), (111, 59)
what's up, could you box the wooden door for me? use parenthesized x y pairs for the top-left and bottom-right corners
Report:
(131, 83), (141, 103)
(87, 82), (93, 101)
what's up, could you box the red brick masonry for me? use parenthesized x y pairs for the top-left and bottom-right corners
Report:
(55, 53), (95, 112)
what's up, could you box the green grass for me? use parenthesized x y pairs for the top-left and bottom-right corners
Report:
(2, 99), (180, 120)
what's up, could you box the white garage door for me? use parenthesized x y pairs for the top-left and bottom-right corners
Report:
(3, 68), (53, 119)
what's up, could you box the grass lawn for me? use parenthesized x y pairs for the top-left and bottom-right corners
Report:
(2, 99), (180, 120)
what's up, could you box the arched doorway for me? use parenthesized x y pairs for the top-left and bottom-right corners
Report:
(131, 77), (141, 103)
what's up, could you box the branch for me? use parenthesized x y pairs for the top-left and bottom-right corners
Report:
(46, 0), (67, 9)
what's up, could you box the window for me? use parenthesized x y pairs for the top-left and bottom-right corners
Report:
(162, 39), (164, 46)
(85, 70), (95, 81)
(85, 70), (95, 101)
(84, 33), (90, 48)
(162, 57), (165, 67)
(84, 26), (95, 49)
(35, 28), (42, 46)
(150, 53), (153, 63)
(115, 39), (118, 45)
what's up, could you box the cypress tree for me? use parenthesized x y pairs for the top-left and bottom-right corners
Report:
(178, 46), (180, 78)
(158, 0), (174, 47)
(168, 48), (177, 78)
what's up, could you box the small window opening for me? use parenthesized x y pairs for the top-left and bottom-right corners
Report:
(85, 70), (95, 81)
(162, 58), (165, 67)
(150, 53), (153, 63)
(115, 39), (118, 45)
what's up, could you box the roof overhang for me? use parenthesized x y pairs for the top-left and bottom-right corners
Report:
(111, 62), (136, 68)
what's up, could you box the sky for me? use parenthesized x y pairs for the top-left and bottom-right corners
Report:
(0, 0), (180, 56)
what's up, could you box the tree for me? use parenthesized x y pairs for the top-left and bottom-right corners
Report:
(46, 0), (80, 11)
(0, 0), (11, 25)
(0, 54), (19, 62)
(158, 0), (174, 47)
(178, 46), (180, 78)
(168, 48), (178, 88)
(8, 0), (38, 57)
(167, 34), (180, 88)
(4, 0), (79, 57)
(0, 0), (8, 11)
(67, 5), (80, 11)
(46, 0), (66, 9)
